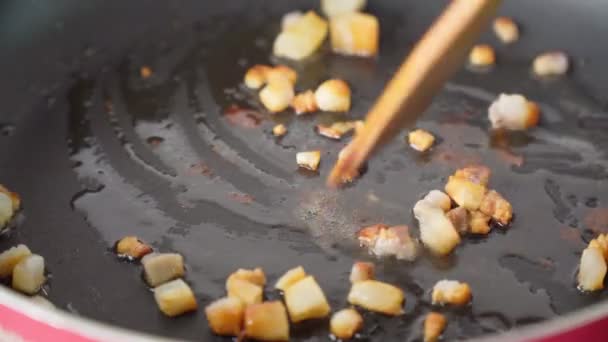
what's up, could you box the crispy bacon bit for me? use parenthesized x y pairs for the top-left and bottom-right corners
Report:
(493, 17), (519, 44)
(0, 184), (20, 211)
(469, 210), (492, 234)
(296, 151), (322, 171)
(267, 65), (298, 85)
(479, 190), (513, 225)
(350, 261), (375, 283)
(259, 78), (295, 113)
(140, 66), (152, 79)
(316, 121), (359, 140)
(431, 279), (472, 306)
(330, 12), (379, 57)
(469, 44), (495, 67)
(315, 79), (351, 112)
(291, 90), (318, 115)
(444, 176), (487, 211)
(424, 312), (447, 342)
(589, 234), (608, 260)
(357, 225), (417, 261)
(453, 165), (491, 186)
(272, 124), (287, 137)
(115, 236), (153, 259)
(408, 129), (435, 152)
(446, 207), (469, 235)
(488, 93), (540, 131)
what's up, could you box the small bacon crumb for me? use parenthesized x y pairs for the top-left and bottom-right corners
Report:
(291, 90), (319, 115)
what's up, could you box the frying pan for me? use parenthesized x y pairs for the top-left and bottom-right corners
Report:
(1, 0), (608, 341)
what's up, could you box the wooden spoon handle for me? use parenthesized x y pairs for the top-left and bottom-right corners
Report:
(327, 0), (501, 187)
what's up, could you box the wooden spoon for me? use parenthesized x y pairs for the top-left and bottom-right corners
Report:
(327, 0), (501, 187)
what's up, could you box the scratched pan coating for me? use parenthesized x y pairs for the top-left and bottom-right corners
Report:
(1, 0), (608, 340)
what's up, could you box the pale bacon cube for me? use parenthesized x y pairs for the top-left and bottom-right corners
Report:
(350, 261), (375, 283)
(533, 51), (569, 77)
(244, 65), (272, 89)
(205, 297), (244, 336)
(141, 253), (185, 287)
(479, 190), (513, 225)
(284, 276), (331, 322)
(493, 17), (519, 44)
(154, 279), (198, 317)
(424, 312), (447, 342)
(453, 165), (491, 186)
(330, 308), (364, 340)
(315, 79), (351, 112)
(469, 44), (496, 67)
(12, 254), (45, 295)
(0, 244), (32, 278)
(444, 176), (487, 211)
(115, 236), (153, 259)
(423, 190), (452, 212)
(273, 11), (328, 60)
(226, 275), (263, 305)
(30, 296), (55, 309)
(281, 11), (303, 31)
(446, 207), (469, 235)
(347, 280), (404, 315)
(413, 200), (461, 256)
(432, 280), (472, 306)
(291, 90), (318, 115)
(578, 245), (607, 292)
(322, 0), (366, 17)
(316, 121), (360, 140)
(259, 78), (295, 113)
(273, 124), (287, 137)
(330, 12), (379, 57)
(296, 151), (321, 171)
(488, 93), (540, 130)
(244, 301), (290, 341)
(469, 210), (492, 235)
(275, 266), (307, 291)
(357, 225), (418, 261)
(408, 129), (435, 152)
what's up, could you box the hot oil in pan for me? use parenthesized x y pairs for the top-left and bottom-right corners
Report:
(64, 16), (608, 341)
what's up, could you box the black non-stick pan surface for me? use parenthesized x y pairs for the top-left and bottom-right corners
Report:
(1, 0), (608, 340)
